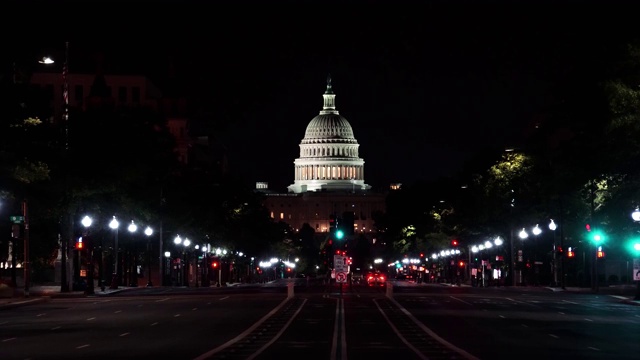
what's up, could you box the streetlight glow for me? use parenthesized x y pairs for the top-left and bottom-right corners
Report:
(109, 216), (119, 229)
(632, 208), (640, 222)
(549, 219), (557, 231)
(532, 224), (542, 236)
(81, 215), (92, 228)
(128, 220), (137, 233)
(144, 226), (153, 237)
(39, 57), (54, 64)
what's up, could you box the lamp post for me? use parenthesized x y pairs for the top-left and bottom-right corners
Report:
(182, 238), (191, 287)
(81, 215), (94, 295)
(144, 226), (153, 287)
(549, 219), (558, 287)
(631, 208), (640, 300)
(109, 217), (119, 289)
(174, 235), (183, 285)
(127, 220), (137, 287)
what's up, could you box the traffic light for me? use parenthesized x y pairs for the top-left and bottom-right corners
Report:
(458, 261), (465, 267)
(451, 239), (459, 247)
(211, 261), (218, 268)
(335, 229), (344, 240)
(590, 229), (605, 244)
(76, 237), (84, 249)
(567, 247), (575, 258)
(597, 246), (605, 258)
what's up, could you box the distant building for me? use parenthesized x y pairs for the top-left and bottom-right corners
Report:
(261, 77), (388, 237)
(29, 68), (227, 178)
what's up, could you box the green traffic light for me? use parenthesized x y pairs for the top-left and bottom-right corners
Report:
(335, 230), (344, 240)
(634, 243), (640, 251)
(591, 230), (605, 243)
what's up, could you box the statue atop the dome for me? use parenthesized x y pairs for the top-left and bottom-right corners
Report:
(325, 73), (333, 94)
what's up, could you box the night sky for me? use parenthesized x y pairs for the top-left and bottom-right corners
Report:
(6, 1), (639, 192)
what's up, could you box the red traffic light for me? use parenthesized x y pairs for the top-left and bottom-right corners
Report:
(458, 261), (464, 267)
(451, 240), (459, 247)
(586, 224), (591, 232)
(211, 262), (218, 268)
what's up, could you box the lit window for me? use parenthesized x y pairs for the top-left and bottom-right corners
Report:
(280, 212), (284, 220)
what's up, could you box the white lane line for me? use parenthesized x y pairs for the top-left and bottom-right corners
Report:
(174, 314), (181, 317)
(119, 333), (130, 337)
(584, 318), (593, 322)
(36, 313), (45, 317)
(151, 322), (159, 326)
(588, 347), (600, 351)
(450, 296), (473, 306)
(51, 326), (61, 330)
(3, 338), (16, 342)
(562, 300), (578, 305)
(76, 344), (90, 349)
(499, 315), (505, 318)
(87, 317), (95, 321)
(386, 297), (481, 360)
(330, 298), (347, 360)
(548, 334), (559, 339)
(219, 296), (229, 301)
(246, 299), (307, 360)
(374, 299), (427, 360)
(114, 310), (122, 314)
(193, 297), (299, 360)
(155, 298), (170, 302)
(558, 312), (565, 315)
(521, 324), (528, 328)
(192, 308), (198, 311)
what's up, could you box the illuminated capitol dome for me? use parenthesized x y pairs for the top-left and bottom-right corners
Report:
(288, 76), (371, 193)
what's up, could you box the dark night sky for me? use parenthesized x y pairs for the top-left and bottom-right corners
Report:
(6, 1), (639, 192)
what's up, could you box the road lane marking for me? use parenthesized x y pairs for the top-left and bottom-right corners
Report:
(588, 347), (600, 351)
(450, 296), (473, 306)
(521, 324), (528, 328)
(584, 318), (593, 322)
(219, 296), (229, 301)
(114, 310), (122, 313)
(506, 297), (541, 308)
(499, 315), (505, 318)
(36, 313), (45, 317)
(174, 314), (181, 317)
(192, 308), (198, 311)
(87, 317), (95, 321)
(155, 298), (170, 302)
(385, 297), (481, 360)
(2, 338), (16, 342)
(76, 344), (90, 349)
(558, 312), (565, 315)
(374, 299), (427, 360)
(51, 326), (61, 330)
(330, 298), (347, 360)
(548, 334), (559, 338)
(193, 297), (304, 360)
(562, 300), (578, 305)
(119, 333), (130, 337)
(247, 299), (306, 360)
(151, 322), (159, 326)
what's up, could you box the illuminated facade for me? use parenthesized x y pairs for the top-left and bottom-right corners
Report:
(262, 77), (386, 235)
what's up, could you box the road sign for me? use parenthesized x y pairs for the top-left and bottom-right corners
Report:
(10, 215), (24, 224)
(334, 255), (347, 273)
(633, 259), (640, 281)
(336, 271), (347, 283)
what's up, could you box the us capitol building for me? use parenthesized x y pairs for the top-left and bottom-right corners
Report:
(259, 77), (393, 238)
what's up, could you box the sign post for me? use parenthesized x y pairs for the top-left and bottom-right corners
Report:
(334, 254), (348, 295)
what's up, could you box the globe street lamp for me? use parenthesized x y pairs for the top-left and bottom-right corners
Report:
(128, 220), (137, 287)
(182, 238), (191, 287)
(174, 235), (182, 286)
(144, 226), (153, 287)
(81, 216), (94, 295)
(109, 216), (119, 289)
(549, 219), (559, 287)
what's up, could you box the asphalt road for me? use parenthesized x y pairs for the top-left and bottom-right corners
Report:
(1, 280), (639, 360)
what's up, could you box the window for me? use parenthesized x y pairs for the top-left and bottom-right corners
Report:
(132, 87), (140, 103)
(118, 86), (127, 103)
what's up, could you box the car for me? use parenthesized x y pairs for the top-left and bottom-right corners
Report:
(366, 272), (386, 286)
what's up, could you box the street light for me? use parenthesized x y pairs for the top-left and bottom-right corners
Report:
(144, 226), (153, 287)
(183, 238), (191, 287)
(109, 216), (119, 289)
(631, 209), (640, 300)
(549, 219), (559, 287)
(128, 221), (137, 287)
(81, 215), (94, 295)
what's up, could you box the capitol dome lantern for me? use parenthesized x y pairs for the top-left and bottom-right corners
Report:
(288, 76), (371, 193)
